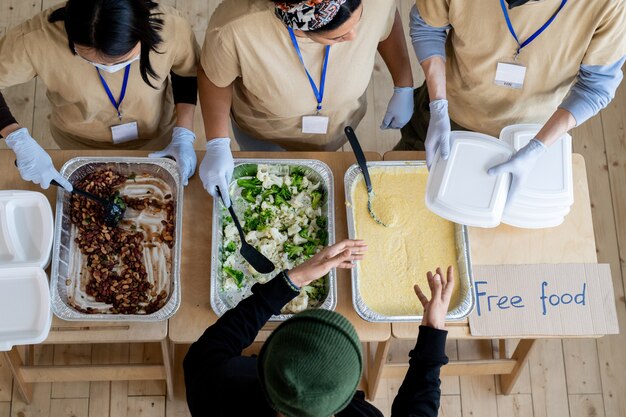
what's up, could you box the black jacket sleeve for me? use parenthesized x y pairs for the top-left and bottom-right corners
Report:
(170, 72), (198, 105)
(390, 326), (449, 417)
(0, 92), (18, 136)
(183, 272), (299, 413)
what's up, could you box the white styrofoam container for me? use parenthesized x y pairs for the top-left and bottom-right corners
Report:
(499, 124), (574, 207)
(0, 191), (53, 351)
(426, 132), (513, 228)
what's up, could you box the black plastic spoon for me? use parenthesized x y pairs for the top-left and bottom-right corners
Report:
(14, 160), (126, 227)
(217, 186), (276, 274)
(345, 126), (388, 227)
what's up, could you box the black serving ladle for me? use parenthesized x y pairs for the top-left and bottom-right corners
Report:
(217, 186), (275, 274)
(344, 126), (388, 227)
(14, 160), (126, 227)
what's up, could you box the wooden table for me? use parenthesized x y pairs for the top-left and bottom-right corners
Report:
(0, 150), (174, 403)
(168, 152), (392, 395)
(366, 151), (599, 399)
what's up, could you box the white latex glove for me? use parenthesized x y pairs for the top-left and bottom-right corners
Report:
(199, 137), (234, 207)
(488, 138), (547, 203)
(380, 87), (414, 130)
(6, 128), (73, 191)
(149, 127), (197, 186)
(425, 99), (451, 169)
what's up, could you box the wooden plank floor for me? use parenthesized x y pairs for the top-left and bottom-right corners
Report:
(1, 1), (625, 416)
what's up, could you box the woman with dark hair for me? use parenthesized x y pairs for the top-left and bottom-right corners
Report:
(198, 0), (414, 207)
(0, 0), (200, 190)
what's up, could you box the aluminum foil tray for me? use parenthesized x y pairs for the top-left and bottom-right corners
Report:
(51, 157), (183, 321)
(345, 161), (474, 322)
(211, 159), (336, 321)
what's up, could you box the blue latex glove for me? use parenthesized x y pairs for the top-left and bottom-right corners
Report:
(149, 127), (197, 186)
(6, 128), (73, 191)
(380, 87), (414, 129)
(425, 99), (451, 169)
(488, 138), (547, 203)
(199, 137), (234, 207)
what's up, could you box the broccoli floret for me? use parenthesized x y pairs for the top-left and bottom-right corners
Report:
(259, 209), (274, 226)
(224, 266), (245, 288)
(298, 228), (310, 240)
(273, 185), (292, 206)
(241, 188), (258, 203)
(284, 243), (304, 260)
(316, 216), (327, 229)
(303, 241), (318, 257)
(237, 178), (262, 190)
(291, 169), (305, 191)
(303, 285), (319, 300)
(311, 190), (323, 210)
(225, 241), (237, 252)
(316, 229), (329, 246)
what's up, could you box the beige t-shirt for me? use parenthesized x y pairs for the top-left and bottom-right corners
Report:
(417, 0), (626, 137)
(202, 0), (396, 151)
(0, 4), (199, 149)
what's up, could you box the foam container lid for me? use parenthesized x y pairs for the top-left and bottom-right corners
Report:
(499, 124), (574, 207)
(0, 190), (53, 351)
(426, 132), (513, 228)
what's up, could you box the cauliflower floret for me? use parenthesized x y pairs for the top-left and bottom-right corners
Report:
(284, 176), (292, 186)
(293, 233), (308, 245)
(291, 192), (307, 208)
(223, 278), (239, 292)
(282, 291), (309, 314)
(270, 228), (287, 244)
(305, 207), (322, 219)
(225, 223), (238, 240)
(287, 224), (301, 236)
(245, 230), (258, 244)
(224, 254), (237, 268)
(259, 239), (278, 259)
(301, 176), (309, 188)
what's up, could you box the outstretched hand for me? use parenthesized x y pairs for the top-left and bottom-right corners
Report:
(288, 239), (368, 288)
(414, 266), (455, 330)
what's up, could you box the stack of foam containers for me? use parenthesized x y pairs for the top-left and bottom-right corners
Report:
(0, 191), (53, 351)
(425, 124), (574, 229)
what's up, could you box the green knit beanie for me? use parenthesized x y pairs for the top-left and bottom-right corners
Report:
(258, 309), (363, 417)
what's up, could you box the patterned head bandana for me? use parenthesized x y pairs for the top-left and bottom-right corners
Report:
(275, 0), (349, 32)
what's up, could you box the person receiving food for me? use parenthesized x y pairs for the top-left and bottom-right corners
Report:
(198, 0), (415, 207)
(0, 0), (200, 190)
(184, 238), (455, 417)
(397, 0), (626, 201)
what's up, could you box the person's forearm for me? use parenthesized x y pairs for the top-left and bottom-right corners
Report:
(377, 10), (414, 88)
(198, 66), (233, 139)
(422, 56), (447, 101)
(0, 92), (19, 138)
(535, 108), (577, 147)
(174, 103), (195, 131)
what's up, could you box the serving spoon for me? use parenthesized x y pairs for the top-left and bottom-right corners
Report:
(345, 126), (388, 227)
(14, 160), (125, 227)
(217, 186), (276, 274)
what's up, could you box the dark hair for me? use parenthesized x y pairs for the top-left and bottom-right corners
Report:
(49, 0), (164, 88)
(271, 0), (362, 33)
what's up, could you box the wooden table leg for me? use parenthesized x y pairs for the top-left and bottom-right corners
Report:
(366, 339), (391, 401)
(499, 339), (536, 395)
(3, 348), (33, 403)
(161, 339), (174, 400)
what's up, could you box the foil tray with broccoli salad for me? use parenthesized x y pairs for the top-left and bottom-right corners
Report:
(211, 160), (337, 319)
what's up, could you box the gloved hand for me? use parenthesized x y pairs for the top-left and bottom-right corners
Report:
(199, 137), (234, 207)
(487, 138), (547, 203)
(149, 127), (197, 186)
(6, 128), (73, 191)
(380, 87), (414, 130)
(425, 99), (451, 169)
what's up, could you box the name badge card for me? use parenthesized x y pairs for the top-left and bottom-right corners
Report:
(111, 121), (139, 144)
(302, 115), (329, 135)
(494, 61), (527, 89)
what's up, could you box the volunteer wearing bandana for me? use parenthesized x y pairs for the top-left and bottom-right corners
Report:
(399, 0), (626, 202)
(0, 0), (201, 190)
(197, 0), (414, 207)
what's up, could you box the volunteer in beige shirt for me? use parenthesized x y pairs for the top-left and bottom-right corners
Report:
(399, 0), (626, 201)
(197, 0), (414, 207)
(0, 0), (200, 190)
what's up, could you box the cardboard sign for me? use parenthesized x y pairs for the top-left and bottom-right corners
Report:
(469, 264), (619, 337)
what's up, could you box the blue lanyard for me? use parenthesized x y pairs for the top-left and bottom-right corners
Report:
(288, 27), (330, 113)
(97, 65), (131, 120)
(499, 0), (567, 58)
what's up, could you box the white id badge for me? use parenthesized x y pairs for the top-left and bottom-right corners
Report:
(111, 121), (139, 144)
(494, 61), (527, 89)
(302, 115), (329, 134)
